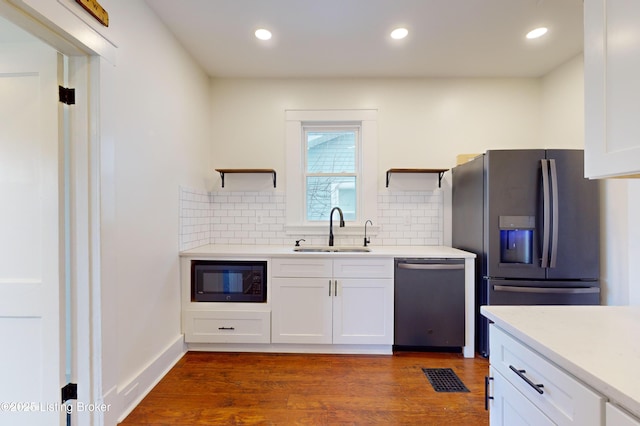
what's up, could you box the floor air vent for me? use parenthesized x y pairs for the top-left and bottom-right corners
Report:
(422, 368), (470, 392)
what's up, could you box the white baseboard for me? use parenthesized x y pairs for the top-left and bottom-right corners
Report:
(108, 335), (186, 425)
(187, 342), (393, 355)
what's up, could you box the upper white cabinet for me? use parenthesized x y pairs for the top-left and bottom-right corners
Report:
(584, 0), (640, 178)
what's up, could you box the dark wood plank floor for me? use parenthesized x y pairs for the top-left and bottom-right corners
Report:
(120, 351), (489, 425)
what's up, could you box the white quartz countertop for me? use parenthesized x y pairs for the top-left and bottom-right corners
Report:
(179, 244), (476, 259)
(481, 305), (640, 419)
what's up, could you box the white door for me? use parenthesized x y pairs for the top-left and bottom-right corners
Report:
(0, 37), (64, 425)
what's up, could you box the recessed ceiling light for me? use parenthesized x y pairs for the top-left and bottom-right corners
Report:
(390, 28), (408, 40)
(255, 28), (272, 41)
(526, 27), (548, 39)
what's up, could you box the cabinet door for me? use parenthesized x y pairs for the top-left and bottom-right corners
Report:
(332, 278), (393, 345)
(490, 367), (555, 426)
(271, 277), (332, 344)
(585, 0), (640, 177)
(607, 403), (640, 426)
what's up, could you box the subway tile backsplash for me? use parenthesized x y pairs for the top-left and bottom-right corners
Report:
(179, 186), (443, 250)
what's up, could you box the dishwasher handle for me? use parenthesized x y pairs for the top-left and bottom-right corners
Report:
(396, 263), (464, 270)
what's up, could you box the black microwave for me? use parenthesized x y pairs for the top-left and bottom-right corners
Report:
(191, 260), (267, 302)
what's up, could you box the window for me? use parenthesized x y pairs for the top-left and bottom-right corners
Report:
(304, 126), (359, 222)
(285, 110), (377, 233)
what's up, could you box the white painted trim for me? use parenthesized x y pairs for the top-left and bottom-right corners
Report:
(116, 335), (187, 423)
(101, 385), (118, 426)
(9, 0), (117, 63)
(0, 5), (109, 425)
(285, 109), (379, 228)
(67, 52), (95, 426)
(285, 109), (378, 122)
(187, 342), (393, 355)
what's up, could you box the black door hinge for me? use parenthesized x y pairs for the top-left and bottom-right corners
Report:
(61, 383), (77, 403)
(59, 86), (76, 105)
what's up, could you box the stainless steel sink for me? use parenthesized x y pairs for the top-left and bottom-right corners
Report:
(293, 246), (371, 253)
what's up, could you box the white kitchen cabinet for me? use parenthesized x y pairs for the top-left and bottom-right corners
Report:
(271, 276), (333, 344)
(584, 0), (640, 178)
(607, 403), (640, 426)
(489, 366), (555, 426)
(271, 257), (394, 345)
(488, 324), (605, 425)
(183, 310), (270, 344)
(180, 256), (272, 344)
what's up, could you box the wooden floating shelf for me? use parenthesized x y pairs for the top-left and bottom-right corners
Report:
(385, 168), (449, 188)
(215, 168), (277, 188)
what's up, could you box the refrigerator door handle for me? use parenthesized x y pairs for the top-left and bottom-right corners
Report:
(549, 159), (559, 268)
(493, 285), (600, 294)
(540, 159), (551, 268)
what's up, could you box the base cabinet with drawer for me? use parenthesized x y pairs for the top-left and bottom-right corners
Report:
(183, 310), (270, 344)
(271, 257), (394, 345)
(487, 324), (605, 426)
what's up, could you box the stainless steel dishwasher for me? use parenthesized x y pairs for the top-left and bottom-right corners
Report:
(394, 258), (465, 350)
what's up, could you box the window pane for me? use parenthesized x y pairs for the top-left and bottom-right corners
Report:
(306, 176), (356, 221)
(306, 131), (356, 173)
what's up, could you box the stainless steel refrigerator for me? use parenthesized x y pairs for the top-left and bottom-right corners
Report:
(452, 149), (600, 357)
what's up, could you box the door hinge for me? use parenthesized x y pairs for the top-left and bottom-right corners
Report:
(59, 86), (76, 105)
(61, 383), (77, 403)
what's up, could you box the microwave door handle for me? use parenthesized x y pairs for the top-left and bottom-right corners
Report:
(540, 159), (550, 268)
(549, 159), (559, 268)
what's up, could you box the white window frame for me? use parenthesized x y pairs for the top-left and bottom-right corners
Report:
(285, 109), (378, 235)
(303, 123), (360, 223)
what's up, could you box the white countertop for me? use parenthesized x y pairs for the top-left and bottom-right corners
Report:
(180, 244), (476, 259)
(481, 305), (640, 419)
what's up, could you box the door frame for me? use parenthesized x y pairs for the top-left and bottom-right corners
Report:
(0, 2), (104, 424)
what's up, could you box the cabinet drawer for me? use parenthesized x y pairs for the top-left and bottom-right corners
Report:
(490, 325), (604, 425)
(184, 310), (270, 344)
(490, 366), (555, 426)
(333, 258), (393, 278)
(271, 258), (332, 277)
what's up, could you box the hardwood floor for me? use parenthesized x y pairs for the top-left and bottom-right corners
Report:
(120, 351), (489, 425)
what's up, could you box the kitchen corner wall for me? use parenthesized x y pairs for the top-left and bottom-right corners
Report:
(179, 186), (443, 250)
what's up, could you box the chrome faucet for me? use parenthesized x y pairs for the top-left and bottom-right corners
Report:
(328, 207), (345, 246)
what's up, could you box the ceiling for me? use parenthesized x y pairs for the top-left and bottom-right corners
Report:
(144, 0), (584, 79)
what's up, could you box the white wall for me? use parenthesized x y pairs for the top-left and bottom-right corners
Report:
(208, 77), (543, 248)
(208, 56), (632, 306)
(96, 1), (211, 421)
(540, 55), (584, 148)
(210, 77), (542, 185)
(540, 54), (636, 306)
(1, 0), (210, 423)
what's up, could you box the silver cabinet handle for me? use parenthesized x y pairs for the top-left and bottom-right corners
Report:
(329, 280), (332, 296)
